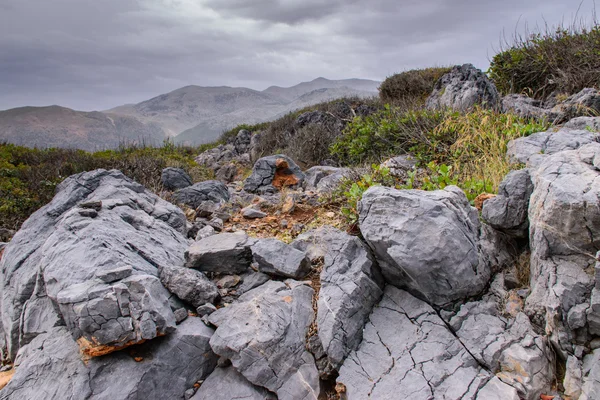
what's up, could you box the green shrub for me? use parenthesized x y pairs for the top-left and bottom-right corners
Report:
(379, 67), (451, 104)
(489, 22), (600, 98)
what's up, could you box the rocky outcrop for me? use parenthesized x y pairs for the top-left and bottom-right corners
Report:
(159, 265), (219, 308)
(482, 168), (534, 238)
(251, 238), (311, 279)
(243, 155), (305, 194)
(358, 185), (490, 306)
(1, 317), (217, 400)
(161, 167), (193, 191)
(502, 94), (559, 121)
(208, 280), (320, 400)
(426, 63), (500, 111)
(337, 286), (516, 399)
(0, 169), (188, 360)
(185, 233), (254, 274)
(172, 180), (230, 209)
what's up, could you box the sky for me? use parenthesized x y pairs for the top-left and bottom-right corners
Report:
(0, 0), (594, 111)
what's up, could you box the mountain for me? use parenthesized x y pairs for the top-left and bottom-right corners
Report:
(0, 77), (380, 149)
(0, 106), (165, 151)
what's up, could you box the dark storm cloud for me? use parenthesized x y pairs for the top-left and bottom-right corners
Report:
(0, 0), (592, 111)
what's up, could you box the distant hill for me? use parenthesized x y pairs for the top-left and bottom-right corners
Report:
(0, 77), (380, 149)
(0, 106), (165, 151)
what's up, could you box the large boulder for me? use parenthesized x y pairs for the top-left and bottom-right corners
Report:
(292, 227), (384, 373)
(192, 366), (276, 400)
(251, 238), (311, 279)
(426, 63), (500, 111)
(185, 233), (254, 274)
(0, 317), (217, 400)
(482, 168), (534, 238)
(161, 167), (193, 191)
(526, 142), (600, 355)
(172, 180), (230, 209)
(337, 286), (516, 399)
(358, 185), (490, 306)
(0, 169), (188, 360)
(208, 280), (320, 400)
(506, 125), (600, 167)
(159, 265), (219, 308)
(243, 155), (305, 194)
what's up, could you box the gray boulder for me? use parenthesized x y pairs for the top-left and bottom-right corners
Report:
(242, 206), (267, 219)
(358, 185), (490, 306)
(506, 126), (600, 167)
(57, 274), (176, 357)
(502, 94), (559, 121)
(0, 169), (188, 360)
(482, 168), (533, 237)
(293, 227), (384, 373)
(243, 155), (305, 194)
(1, 317), (217, 400)
(159, 265), (219, 308)
(565, 116), (600, 131)
(303, 166), (343, 190)
(233, 129), (252, 155)
(161, 167), (193, 191)
(251, 238), (311, 279)
(185, 233), (253, 274)
(526, 143), (600, 355)
(448, 301), (554, 399)
(426, 63), (500, 111)
(208, 280), (320, 400)
(172, 180), (230, 209)
(191, 366), (275, 400)
(337, 286), (501, 399)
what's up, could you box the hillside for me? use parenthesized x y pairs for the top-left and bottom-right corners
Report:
(0, 106), (165, 151)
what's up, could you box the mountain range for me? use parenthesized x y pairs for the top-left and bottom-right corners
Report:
(0, 78), (379, 151)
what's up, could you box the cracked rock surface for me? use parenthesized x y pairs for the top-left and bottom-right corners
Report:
(208, 280), (320, 400)
(185, 232), (254, 274)
(191, 366), (276, 400)
(251, 238), (311, 279)
(1, 317), (217, 400)
(161, 167), (193, 191)
(337, 286), (500, 399)
(159, 265), (219, 308)
(358, 185), (490, 306)
(0, 169), (188, 360)
(172, 180), (230, 209)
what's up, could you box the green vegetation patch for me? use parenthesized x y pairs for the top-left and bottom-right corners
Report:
(379, 67), (451, 105)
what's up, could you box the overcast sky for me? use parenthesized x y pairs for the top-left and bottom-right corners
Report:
(0, 0), (593, 111)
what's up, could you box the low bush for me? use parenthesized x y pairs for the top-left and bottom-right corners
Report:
(379, 67), (451, 105)
(489, 21), (600, 98)
(0, 141), (212, 231)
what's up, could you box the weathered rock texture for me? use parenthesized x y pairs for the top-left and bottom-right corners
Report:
(172, 180), (230, 209)
(0, 169), (188, 360)
(358, 185), (490, 306)
(161, 167), (193, 191)
(243, 155), (305, 194)
(208, 280), (320, 400)
(426, 63), (500, 111)
(185, 233), (253, 274)
(159, 265), (219, 308)
(192, 366), (276, 400)
(251, 238), (311, 279)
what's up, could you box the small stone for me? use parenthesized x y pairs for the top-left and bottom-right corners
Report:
(281, 196), (296, 214)
(184, 388), (196, 400)
(208, 218), (224, 231)
(195, 225), (216, 241)
(216, 275), (242, 289)
(325, 211), (335, 218)
(280, 220), (289, 229)
(78, 209), (98, 218)
(242, 206), (267, 219)
(174, 308), (189, 324)
(196, 303), (217, 317)
(291, 223), (304, 236)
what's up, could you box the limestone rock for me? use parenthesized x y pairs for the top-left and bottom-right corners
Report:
(251, 238), (311, 279)
(172, 181), (230, 209)
(304, 166), (344, 190)
(159, 265), (219, 308)
(185, 233), (253, 274)
(0, 169), (188, 360)
(208, 280), (320, 400)
(426, 63), (500, 111)
(243, 155), (305, 194)
(502, 94), (559, 121)
(161, 167), (193, 191)
(191, 366), (276, 400)
(233, 129), (252, 155)
(358, 185), (490, 306)
(482, 169), (533, 238)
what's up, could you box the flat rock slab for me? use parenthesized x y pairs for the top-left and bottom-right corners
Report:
(251, 238), (311, 279)
(159, 265), (219, 308)
(185, 233), (253, 274)
(208, 280), (320, 400)
(358, 185), (490, 306)
(0, 169), (188, 360)
(1, 317), (217, 400)
(337, 286), (493, 399)
(172, 180), (230, 209)
(192, 366), (276, 400)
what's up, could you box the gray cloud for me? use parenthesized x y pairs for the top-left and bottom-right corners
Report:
(0, 0), (592, 111)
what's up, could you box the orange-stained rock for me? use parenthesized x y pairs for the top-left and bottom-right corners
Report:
(474, 193), (496, 211)
(0, 369), (15, 390)
(77, 336), (154, 358)
(273, 159), (301, 189)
